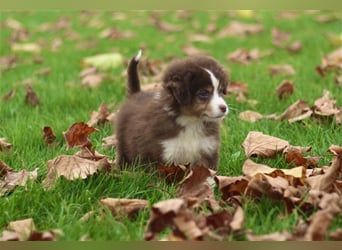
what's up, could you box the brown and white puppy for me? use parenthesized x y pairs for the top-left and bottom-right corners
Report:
(116, 51), (229, 170)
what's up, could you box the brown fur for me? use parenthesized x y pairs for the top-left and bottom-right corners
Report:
(116, 54), (229, 170)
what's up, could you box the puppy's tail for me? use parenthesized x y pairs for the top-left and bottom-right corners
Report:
(127, 49), (142, 96)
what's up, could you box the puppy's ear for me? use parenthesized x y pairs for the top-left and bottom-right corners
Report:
(164, 71), (194, 105)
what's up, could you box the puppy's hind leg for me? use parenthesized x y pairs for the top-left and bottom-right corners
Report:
(127, 49), (142, 96)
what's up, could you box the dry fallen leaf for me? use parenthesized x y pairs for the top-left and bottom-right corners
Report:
(81, 74), (105, 88)
(277, 100), (310, 121)
(87, 103), (111, 127)
(242, 131), (290, 158)
(284, 145), (321, 168)
(275, 80), (294, 99)
(182, 44), (208, 56)
(227, 48), (260, 65)
(2, 89), (16, 101)
(272, 28), (291, 48)
(239, 110), (264, 122)
(306, 144), (342, 192)
(0, 218), (63, 241)
(269, 64), (296, 76)
(313, 90), (340, 116)
(150, 13), (182, 32)
(6, 218), (36, 239)
(214, 175), (249, 202)
(0, 137), (12, 151)
(42, 154), (111, 188)
(63, 122), (96, 150)
(102, 134), (117, 150)
(34, 67), (51, 76)
(42, 126), (56, 146)
(0, 160), (13, 177)
(99, 198), (148, 218)
(25, 85), (40, 106)
(217, 21), (264, 38)
(1, 168), (38, 196)
(158, 164), (189, 184)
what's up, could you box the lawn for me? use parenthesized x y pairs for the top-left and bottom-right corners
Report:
(0, 10), (341, 241)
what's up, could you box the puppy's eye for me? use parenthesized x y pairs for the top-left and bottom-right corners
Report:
(197, 89), (211, 100)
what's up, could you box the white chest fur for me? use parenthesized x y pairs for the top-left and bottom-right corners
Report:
(160, 116), (218, 165)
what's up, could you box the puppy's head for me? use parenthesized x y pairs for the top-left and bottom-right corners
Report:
(162, 55), (229, 121)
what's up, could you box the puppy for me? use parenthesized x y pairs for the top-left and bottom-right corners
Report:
(116, 51), (229, 170)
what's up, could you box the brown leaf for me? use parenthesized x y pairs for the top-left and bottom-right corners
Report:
(42, 126), (56, 146)
(25, 85), (40, 106)
(145, 198), (186, 240)
(42, 154), (111, 188)
(306, 145), (342, 192)
(303, 193), (342, 240)
(1, 168), (38, 196)
(150, 13), (182, 32)
(0, 55), (17, 70)
(269, 64), (296, 76)
(227, 82), (249, 96)
(227, 48), (260, 65)
(99, 28), (135, 40)
(242, 131), (289, 158)
(102, 134), (117, 150)
(81, 74), (105, 88)
(158, 164), (189, 184)
(217, 21), (264, 38)
(0, 137), (12, 151)
(99, 198), (148, 218)
(239, 110), (264, 122)
(0, 160), (13, 177)
(214, 175), (248, 201)
(182, 44), (208, 56)
(28, 229), (63, 241)
(87, 103), (111, 127)
(188, 34), (213, 43)
(177, 165), (215, 199)
(313, 90), (339, 116)
(2, 89), (16, 101)
(272, 28), (291, 48)
(329, 229), (342, 240)
(6, 218), (36, 239)
(230, 206), (244, 232)
(277, 100), (310, 121)
(287, 40), (302, 53)
(34, 67), (51, 76)
(245, 173), (289, 199)
(247, 231), (292, 241)
(63, 122), (96, 150)
(275, 80), (294, 99)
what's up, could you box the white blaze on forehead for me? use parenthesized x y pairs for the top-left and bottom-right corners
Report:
(204, 68), (219, 92)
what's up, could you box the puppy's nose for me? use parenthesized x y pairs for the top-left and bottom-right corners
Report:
(219, 105), (227, 113)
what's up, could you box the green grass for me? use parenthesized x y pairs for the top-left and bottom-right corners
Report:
(1, 10), (342, 240)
